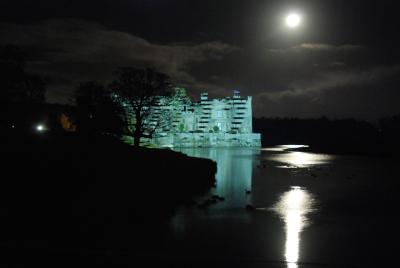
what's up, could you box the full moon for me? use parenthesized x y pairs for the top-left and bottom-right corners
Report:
(286, 13), (301, 28)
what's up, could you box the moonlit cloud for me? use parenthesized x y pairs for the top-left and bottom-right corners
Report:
(0, 16), (399, 120)
(253, 65), (400, 119)
(257, 65), (400, 101)
(269, 43), (363, 53)
(299, 43), (362, 51)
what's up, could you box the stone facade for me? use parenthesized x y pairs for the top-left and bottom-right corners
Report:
(125, 88), (261, 148)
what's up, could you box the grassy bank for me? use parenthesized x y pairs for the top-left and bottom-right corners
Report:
(0, 131), (216, 264)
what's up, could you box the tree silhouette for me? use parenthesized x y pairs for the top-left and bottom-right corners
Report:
(0, 44), (46, 104)
(25, 74), (46, 103)
(74, 81), (125, 135)
(110, 67), (171, 147)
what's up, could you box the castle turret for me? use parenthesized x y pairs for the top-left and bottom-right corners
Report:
(200, 92), (209, 101)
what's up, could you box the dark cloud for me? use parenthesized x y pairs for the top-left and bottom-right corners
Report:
(0, 19), (238, 103)
(329, 62), (346, 67)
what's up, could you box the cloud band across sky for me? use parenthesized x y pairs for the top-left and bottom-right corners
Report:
(0, 19), (238, 103)
(1, 18), (399, 120)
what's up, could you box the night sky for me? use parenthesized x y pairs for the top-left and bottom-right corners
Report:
(1, 0), (400, 121)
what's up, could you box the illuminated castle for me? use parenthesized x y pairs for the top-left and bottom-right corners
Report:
(134, 88), (261, 148)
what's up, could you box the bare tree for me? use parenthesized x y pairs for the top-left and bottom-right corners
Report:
(74, 81), (125, 135)
(110, 67), (171, 147)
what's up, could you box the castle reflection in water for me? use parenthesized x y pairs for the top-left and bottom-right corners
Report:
(174, 147), (325, 267)
(176, 148), (259, 209)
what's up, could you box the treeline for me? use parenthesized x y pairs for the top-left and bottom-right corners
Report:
(1, 44), (172, 147)
(0, 44), (46, 104)
(0, 44), (59, 135)
(254, 116), (400, 156)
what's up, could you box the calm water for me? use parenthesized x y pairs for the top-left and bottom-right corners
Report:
(156, 147), (399, 267)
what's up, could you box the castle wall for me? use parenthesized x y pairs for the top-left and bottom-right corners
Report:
(151, 133), (261, 148)
(122, 88), (261, 147)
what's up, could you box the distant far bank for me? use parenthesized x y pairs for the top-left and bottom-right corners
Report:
(2, 101), (400, 156)
(254, 116), (400, 157)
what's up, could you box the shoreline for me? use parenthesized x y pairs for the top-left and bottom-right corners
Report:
(1, 132), (217, 254)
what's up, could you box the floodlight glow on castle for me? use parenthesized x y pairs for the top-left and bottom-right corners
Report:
(121, 88), (261, 148)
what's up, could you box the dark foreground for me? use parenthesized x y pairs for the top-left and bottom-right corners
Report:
(0, 132), (216, 267)
(3, 133), (400, 268)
